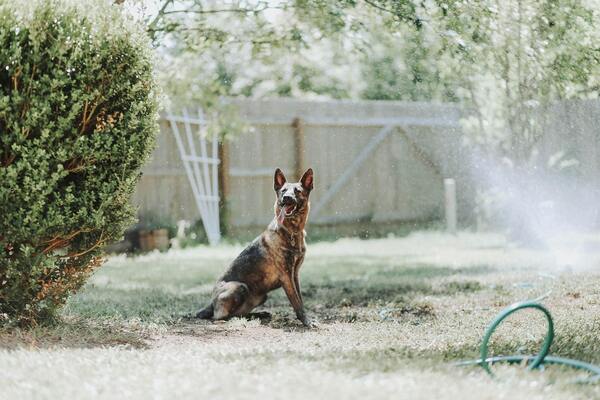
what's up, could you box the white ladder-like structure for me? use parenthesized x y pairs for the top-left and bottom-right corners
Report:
(167, 108), (221, 246)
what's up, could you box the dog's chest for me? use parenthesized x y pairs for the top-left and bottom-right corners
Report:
(263, 231), (305, 271)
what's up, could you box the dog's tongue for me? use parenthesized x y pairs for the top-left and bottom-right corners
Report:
(277, 207), (286, 225)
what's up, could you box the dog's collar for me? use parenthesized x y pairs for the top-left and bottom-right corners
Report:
(276, 224), (304, 250)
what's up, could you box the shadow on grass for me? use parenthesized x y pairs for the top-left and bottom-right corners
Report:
(63, 287), (211, 323)
(61, 263), (491, 330)
(0, 317), (148, 350)
(1, 262), (496, 346)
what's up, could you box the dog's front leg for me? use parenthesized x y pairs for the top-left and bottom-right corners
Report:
(281, 277), (315, 328)
(293, 256), (304, 303)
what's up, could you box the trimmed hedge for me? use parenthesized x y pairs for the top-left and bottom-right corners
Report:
(0, 0), (159, 325)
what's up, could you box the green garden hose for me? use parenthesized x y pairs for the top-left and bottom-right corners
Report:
(457, 300), (600, 384)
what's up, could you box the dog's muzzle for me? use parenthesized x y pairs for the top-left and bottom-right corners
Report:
(280, 196), (297, 216)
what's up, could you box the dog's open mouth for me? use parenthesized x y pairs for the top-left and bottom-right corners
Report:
(278, 203), (297, 224)
(283, 204), (296, 216)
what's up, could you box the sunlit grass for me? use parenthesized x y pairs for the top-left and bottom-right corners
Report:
(2, 232), (600, 399)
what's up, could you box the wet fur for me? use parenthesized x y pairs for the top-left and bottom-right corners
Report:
(196, 168), (315, 327)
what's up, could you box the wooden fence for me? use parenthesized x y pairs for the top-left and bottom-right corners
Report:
(133, 98), (469, 234)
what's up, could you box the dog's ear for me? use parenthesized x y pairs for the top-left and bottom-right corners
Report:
(274, 168), (286, 191)
(300, 168), (313, 191)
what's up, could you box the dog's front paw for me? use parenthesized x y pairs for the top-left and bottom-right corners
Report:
(302, 317), (319, 329)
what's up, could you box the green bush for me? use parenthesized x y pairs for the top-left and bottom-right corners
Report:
(0, 0), (159, 325)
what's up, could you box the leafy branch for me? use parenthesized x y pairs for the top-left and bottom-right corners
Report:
(145, 0), (288, 42)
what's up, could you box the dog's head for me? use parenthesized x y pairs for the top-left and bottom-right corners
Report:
(273, 168), (313, 225)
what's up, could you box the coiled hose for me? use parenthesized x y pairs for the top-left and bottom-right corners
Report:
(457, 300), (600, 384)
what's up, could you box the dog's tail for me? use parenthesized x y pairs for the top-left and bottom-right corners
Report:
(195, 304), (214, 319)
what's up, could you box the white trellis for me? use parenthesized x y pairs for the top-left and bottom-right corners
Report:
(167, 108), (221, 246)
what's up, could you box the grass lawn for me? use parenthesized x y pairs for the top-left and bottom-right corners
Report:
(2, 231), (600, 399)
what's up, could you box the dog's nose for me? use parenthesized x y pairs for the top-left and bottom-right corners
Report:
(281, 195), (296, 205)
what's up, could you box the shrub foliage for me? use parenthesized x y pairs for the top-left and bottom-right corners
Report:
(0, 0), (159, 325)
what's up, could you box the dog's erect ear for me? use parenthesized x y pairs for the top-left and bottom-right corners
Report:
(274, 168), (286, 191)
(300, 168), (313, 191)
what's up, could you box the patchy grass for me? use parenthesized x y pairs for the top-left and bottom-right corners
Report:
(0, 317), (147, 349)
(2, 232), (600, 399)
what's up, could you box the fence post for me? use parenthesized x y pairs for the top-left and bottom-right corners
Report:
(292, 117), (305, 180)
(444, 178), (457, 234)
(218, 141), (230, 235)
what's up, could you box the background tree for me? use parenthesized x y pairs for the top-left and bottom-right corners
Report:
(362, 0), (600, 163)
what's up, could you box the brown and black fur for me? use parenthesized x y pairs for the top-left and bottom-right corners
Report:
(195, 168), (315, 327)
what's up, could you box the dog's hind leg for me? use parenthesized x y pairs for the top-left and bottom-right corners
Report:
(212, 281), (250, 320)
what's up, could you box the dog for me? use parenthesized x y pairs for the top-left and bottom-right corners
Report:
(195, 168), (315, 327)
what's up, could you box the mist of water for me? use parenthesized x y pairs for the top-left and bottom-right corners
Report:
(469, 151), (600, 270)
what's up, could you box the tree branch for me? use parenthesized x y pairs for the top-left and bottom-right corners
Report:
(362, 0), (395, 14)
(161, 3), (280, 16)
(147, 0), (175, 40)
(146, 1), (286, 40)
(362, 0), (424, 28)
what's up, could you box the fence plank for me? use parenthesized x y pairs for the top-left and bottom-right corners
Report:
(311, 125), (396, 219)
(292, 117), (305, 180)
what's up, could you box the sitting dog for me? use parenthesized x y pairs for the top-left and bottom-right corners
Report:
(196, 168), (315, 327)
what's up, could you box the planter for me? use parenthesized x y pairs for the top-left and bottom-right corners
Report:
(139, 229), (169, 252)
